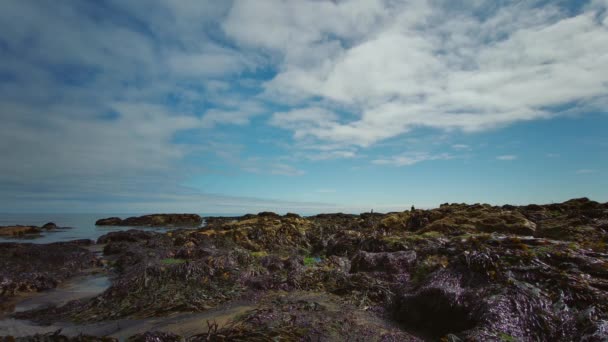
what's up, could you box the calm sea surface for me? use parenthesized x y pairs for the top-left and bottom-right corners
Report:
(0, 213), (234, 244)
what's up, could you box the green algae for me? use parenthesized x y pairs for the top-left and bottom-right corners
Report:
(160, 258), (187, 265)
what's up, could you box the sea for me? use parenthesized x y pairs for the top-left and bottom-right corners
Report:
(0, 213), (235, 244)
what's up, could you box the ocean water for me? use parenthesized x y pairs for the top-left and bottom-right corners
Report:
(0, 213), (230, 244)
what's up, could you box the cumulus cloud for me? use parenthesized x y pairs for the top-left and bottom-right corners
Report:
(1, 0), (607, 211)
(0, 0), (276, 211)
(224, 0), (608, 149)
(201, 103), (266, 128)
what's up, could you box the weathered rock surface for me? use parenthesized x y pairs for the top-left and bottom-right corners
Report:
(95, 214), (202, 227)
(0, 240), (101, 313)
(6, 198), (608, 341)
(350, 250), (417, 273)
(96, 229), (155, 244)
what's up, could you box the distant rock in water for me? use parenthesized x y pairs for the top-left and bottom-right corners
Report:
(41, 222), (57, 230)
(0, 222), (62, 237)
(95, 214), (202, 227)
(0, 225), (41, 237)
(94, 217), (123, 226)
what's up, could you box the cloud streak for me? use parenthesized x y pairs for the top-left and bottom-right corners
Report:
(496, 155), (518, 161)
(372, 153), (453, 167)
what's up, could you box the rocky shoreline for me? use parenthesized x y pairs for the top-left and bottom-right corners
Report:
(1, 198), (607, 341)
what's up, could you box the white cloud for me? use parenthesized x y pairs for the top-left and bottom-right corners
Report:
(1, 0), (607, 211)
(168, 49), (250, 77)
(306, 150), (357, 161)
(452, 144), (470, 150)
(202, 108), (261, 128)
(269, 163), (305, 176)
(576, 169), (598, 174)
(372, 153), (452, 167)
(224, 0), (608, 148)
(0, 0), (270, 211)
(497, 155), (518, 161)
(270, 107), (339, 131)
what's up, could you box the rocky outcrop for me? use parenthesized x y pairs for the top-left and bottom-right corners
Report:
(41, 222), (58, 230)
(8, 198), (608, 340)
(96, 229), (156, 244)
(0, 225), (41, 237)
(421, 205), (537, 235)
(0, 222), (63, 237)
(95, 214), (202, 227)
(94, 217), (123, 226)
(0, 240), (101, 307)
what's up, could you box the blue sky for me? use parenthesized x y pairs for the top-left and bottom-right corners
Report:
(0, 0), (606, 214)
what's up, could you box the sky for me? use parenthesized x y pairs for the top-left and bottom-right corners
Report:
(0, 0), (607, 214)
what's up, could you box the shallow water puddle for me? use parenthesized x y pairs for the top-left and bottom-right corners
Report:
(59, 302), (255, 339)
(0, 274), (111, 337)
(1, 297), (254, 339)
(0, 318), (63, 337)
(14, 275), (111, 313)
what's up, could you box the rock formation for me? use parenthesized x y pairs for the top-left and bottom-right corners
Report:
(3, 198), (608, 340)
(95, 214), (202, 227)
